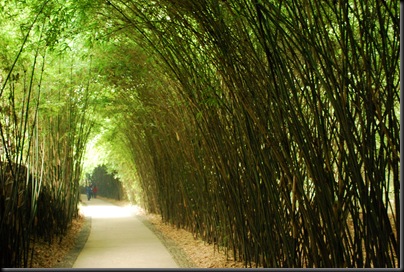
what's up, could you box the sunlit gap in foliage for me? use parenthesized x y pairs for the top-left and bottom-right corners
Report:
(83, 133), (108, 174)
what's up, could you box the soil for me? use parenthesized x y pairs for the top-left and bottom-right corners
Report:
(28, 196), (248, 268)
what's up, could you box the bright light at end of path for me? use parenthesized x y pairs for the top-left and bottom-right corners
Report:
(79, 204), (140, 219)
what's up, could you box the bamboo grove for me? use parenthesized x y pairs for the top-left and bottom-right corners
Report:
(99, 0), (400, 268)
(0, 0), (97, 267)
(0, 0), (400, 268)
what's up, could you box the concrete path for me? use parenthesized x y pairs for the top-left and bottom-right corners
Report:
(72, 195), (179, 268)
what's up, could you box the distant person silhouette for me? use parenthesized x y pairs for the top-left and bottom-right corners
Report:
(92, 185), (98, 198)
(86, 185), (92, 201)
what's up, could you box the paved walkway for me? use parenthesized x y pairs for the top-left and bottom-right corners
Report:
(72, 195), (179, 268)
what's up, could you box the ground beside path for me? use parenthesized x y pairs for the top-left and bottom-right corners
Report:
(28, 213), (88, 268)
(71, 194), (179, 268)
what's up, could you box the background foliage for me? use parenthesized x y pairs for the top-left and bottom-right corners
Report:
(87, 165), (124, 200)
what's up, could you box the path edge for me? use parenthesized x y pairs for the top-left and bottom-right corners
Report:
(53, 204), (92, 268)
(137, 214), (197, 268)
